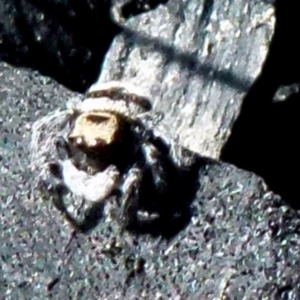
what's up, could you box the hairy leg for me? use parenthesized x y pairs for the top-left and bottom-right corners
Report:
(119, 166), (143, 228)
(141, 142), (167, 195)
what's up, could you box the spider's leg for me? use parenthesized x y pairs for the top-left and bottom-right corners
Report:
(120, 166), (143, 228)
(141, 141), (168, 195)
(137, 112), (193, 168)
(54, 136), (72, 160)
(48, 136), (72, 179)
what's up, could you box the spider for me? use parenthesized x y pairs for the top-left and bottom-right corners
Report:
(30, 81), (195, 230)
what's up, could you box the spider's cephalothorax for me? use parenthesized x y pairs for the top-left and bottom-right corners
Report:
(30, 81), (187, 230)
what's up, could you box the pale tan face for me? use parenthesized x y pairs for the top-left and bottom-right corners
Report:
(68, 111), (123, 151)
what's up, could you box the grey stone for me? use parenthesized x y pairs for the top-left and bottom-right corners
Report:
(1, 62), (300, 299)
(98, 0), (275, 158)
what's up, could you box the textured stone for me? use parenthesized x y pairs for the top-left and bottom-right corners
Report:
(1, 0), (300, 299)
(98, 0), (275, 158)
(220, 0), (300, 207)
(1, 63), (300, 299)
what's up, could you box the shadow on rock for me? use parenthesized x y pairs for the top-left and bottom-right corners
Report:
(122, 26), (252, 94)
(126, 154), (207, 239)
(221, 0), (300, 208)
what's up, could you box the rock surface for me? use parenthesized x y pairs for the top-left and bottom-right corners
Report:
(1, 63), (300, 299)
(220, 0), (300, 207)
(0, 0), (121, 93)
(1, 0), (300, 299)
(98, 0), (275, 158)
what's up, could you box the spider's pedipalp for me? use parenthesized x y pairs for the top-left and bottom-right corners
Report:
(59, 159), (120, 203)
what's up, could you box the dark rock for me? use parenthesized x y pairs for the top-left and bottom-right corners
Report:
(98, 0), (275, 158)
(221, 0), (300, 208)
(1, 63), (300, 299)
(0, 0), (120, 93)
(0, 0), (171, 93)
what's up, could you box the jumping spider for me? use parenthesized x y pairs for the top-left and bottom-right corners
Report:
(31, 81), (195, 231)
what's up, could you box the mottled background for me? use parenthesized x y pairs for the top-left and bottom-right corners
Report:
(1, 0), (300, 299)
